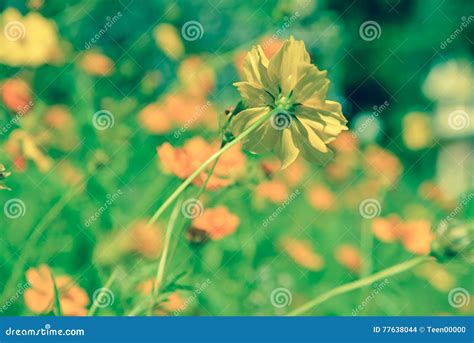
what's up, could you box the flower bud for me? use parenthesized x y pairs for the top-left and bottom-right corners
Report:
(431, 220), (474, 263)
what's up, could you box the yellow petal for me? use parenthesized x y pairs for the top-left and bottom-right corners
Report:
(245, 124), (278, 154)
(242, 46), (276, 95)
(292, 64), (328, 103)
(231, 106), (270, 136)
(268, 37), (310, 95)
(233, 82), (273, 107)
(275, 128), (300, 169)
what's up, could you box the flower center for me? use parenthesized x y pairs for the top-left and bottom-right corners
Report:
(275, 95), (292, 111)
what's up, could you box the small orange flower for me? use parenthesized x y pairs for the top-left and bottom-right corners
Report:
(127, 220), (162, 258)
(307, 184), (335, 211)
(330, 131), (359, 153)
(364, 146), (403, 186)
(398, 220), (433, 255)
(157, 137), (246, 190)
(335, 244), (362, 273)
(256, 180), (289, 203)
(371, 215), (402, 242)
(79, 52), (114, 76)
(280, 237), (324, 271)
(24, 264), (89, 316)
(138, 103), (172, 134)
(1, 78), (32, 113)
(191, 206), (239, 240)
(44, 106), (73, 129)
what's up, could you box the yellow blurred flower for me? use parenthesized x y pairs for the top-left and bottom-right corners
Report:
(402, 112), (433, 150)
(24, 264), (89, 316)
(178, 56), (215, 99)
(231, 37), (348, 168)
(0, 8), (62, 66)
(153, 23), (184, 60)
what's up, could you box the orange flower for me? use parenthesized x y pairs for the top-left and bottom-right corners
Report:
(79, 52), (114, 76)
(372, 216), (433, 255)
(371, 215), (402, 242)
(138, 103), (172, 134)
(163, 93), (217, 129)
(280, 237), (324, 271)
(191, 206), (239, 240)
(256, 180), (289, 203)
(44, 105), (73, 129)
(335, 244), (362, 273)
(24, 265), (89, 316)
(127, 220), (162, 258)
(330, 131), (359, 153)
(307, 184), (335, 211)
(398, 220), (433, 255)
(364, 146), (403, 186)
(1, 78), (32, 113)
(157, 137), (246, 190)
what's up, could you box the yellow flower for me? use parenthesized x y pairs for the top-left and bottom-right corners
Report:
(0, 8), (62, 67)
(231, 37), (348, 168)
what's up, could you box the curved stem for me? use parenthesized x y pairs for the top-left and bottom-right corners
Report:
(152, 198), (182, 297)
(287, 256), (431, 316)
(146, 108), (276, 228)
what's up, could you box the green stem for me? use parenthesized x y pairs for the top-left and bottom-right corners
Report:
(287, 256), (431, 316)
(152, 199), (182, 298)
(87, 269), (119, 316)
(146, 108), (277, 228)
(360, 220), (374, 278)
